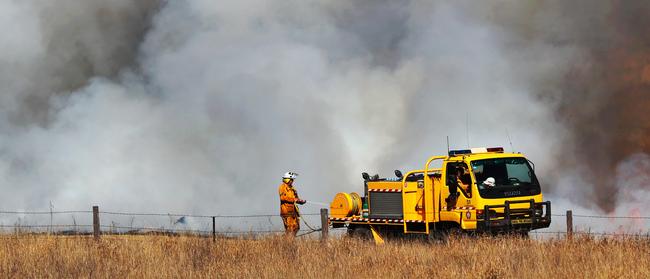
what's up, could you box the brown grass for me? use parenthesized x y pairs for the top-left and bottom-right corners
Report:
(0, 234), (648, 278)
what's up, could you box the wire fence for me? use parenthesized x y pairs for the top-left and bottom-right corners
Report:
(551, 213), (650, 219)
(531, 231), (650, 237)
(0, 208), (326, 237)
(530, 210), (650, 240)
(1, 207), (649, 239)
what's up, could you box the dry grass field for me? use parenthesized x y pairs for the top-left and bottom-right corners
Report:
(0, 234), (648, 278)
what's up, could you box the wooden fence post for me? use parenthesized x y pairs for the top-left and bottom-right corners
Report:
(212, 216), (216, 243)
(566, 210), (573, 240)
(320, 208), (329, 242)
(93, 206), (100, 240)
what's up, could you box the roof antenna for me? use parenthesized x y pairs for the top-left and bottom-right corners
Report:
(506, 128), (515, 152)
(466, 112), (470, 148)
(446, 136), (450, 154)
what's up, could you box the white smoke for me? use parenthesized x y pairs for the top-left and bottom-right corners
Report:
(0, 1), (645, 233)
(0, 1), (562, 213)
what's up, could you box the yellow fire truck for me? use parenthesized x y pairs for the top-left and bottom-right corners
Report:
(328, 147), (551, 241)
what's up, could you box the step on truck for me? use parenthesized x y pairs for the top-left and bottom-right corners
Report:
(328, 147), (551, 241)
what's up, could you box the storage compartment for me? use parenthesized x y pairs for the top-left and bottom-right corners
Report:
(369, 192), (403, 219)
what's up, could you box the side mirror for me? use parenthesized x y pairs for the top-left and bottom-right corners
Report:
(362, 172), (370, 181)
(394, 170), (403, 179)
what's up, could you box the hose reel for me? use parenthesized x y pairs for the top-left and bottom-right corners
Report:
(329, 192), (362, 218)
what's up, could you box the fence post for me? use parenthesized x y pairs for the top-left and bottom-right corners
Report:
(566, 210), (573, 240)
(212, 216), (216, 243)
(320, 208), (329, 242)
(93, 206), (100, 240)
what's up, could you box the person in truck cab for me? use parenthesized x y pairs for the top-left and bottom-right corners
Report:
(446, 164), (471, 203)
(457, 164), (472, 195)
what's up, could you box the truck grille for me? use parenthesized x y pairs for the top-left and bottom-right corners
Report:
(369, 192), (403, 219)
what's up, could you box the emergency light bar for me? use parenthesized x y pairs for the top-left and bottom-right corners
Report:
(449, 147), (504, 156)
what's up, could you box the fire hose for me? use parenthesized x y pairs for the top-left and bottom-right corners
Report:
(294, 202), (320, 231)
(294, 202), (322, 237)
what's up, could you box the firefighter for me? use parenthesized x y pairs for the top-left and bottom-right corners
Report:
(446, 165), (460, 204)
(457, 165), (471, 195)
(278, 171), (306, 236)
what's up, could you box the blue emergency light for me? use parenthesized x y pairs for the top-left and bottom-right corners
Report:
(448, 147), (504, 156)
(448, 149), (472, 156)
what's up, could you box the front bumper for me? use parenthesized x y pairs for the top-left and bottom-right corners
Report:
(477, 200), (551, 232)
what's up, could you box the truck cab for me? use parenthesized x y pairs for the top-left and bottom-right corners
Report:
(329, 147), (551, 240)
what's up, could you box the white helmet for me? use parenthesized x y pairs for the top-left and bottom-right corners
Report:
(283, 171), (299, 179)
(483, 177), (496, 187)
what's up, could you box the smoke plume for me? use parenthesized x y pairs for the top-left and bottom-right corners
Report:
(487, 1), (650, 212)
(0, 0), (648, 228)
(552, 2), (650, 213)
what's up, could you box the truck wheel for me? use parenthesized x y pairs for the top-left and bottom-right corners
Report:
(427, 230), (448, 244)
(518, 231), (530, 239)
(348, 226), (372, 240)
(447, 227), (463, 239)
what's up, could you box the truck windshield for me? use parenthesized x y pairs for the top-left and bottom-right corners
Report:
(470, 157), (541, 199)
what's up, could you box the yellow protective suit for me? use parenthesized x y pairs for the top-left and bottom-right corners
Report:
(279, 182), (300, 235)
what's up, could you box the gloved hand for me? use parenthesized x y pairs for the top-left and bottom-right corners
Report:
(296, 199), (306, 205)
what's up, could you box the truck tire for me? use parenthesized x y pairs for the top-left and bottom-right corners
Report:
(518, 230), (530, 239)
(447, 227), (463, 239)
(348, 226), (372, 240)
(427, 229), (448, 244)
